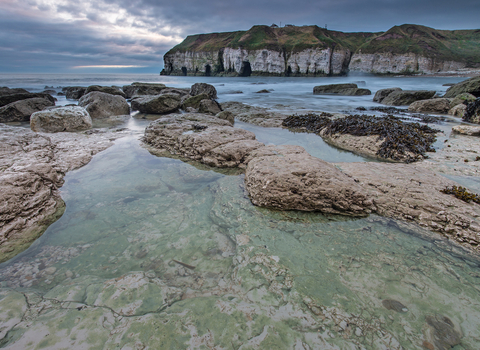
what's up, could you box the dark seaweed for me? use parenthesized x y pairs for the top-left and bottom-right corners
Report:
(283, 114), (439, 163)
(441, 185), (480, 204)
(463, 98), (480, 123)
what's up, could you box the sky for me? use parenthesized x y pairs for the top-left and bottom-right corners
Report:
(0, 0), (479, 73)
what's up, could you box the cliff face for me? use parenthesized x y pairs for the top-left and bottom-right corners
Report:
(162, 24), (480, 76)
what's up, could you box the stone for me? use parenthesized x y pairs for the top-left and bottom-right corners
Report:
(62, 86), (87, 100)
(190, 83), (217, 99)
(407, 98), (451, 114)
(221, 101), (288, 127)
(376, 89), (403, 103)
(198, 99), (222, 115)
(143, 113), (264, 168)
(449, 92), (476, 109)
(122, 82), (167, 99)
(451, 125), (480, 136)
(381, 90), (436, 106)
(313, 83), (357, 94)
(0, 92), (55, 108)
(256, 89), (270, 93)
(382, 299), (408, 313)
(443, 76), (480, 98)
(424, 315), (462, 350)
(160, 87), (190, 97)
(30, 106), (92, 133)
(463, 98), (480, 124)
(78, 91), (130, 119)
(85, 85), (126, 98)
(131, 94), (181, 114)
(244, 145), (374, 216)
(215, 111), (235, 125)
(0, 97), (55, 123)
(0, 87), (29, 96)
(340, 88), (372, 96)
(448, 104), (466, 117)
(182, 93), (210, 110)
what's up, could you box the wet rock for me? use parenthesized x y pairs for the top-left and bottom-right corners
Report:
(159, 87), (190, 97)
(30, 106), (92, 133)
(78, 91), (130, 119)
(0, 97), (55, 123)
(122, 82), (167, 98)
(382, 299), (408, 313)
(463, 97), (480, 124)
(373, 88), (402, 103)
(190, 83), (217, 99)
(407, 98), (451, 114)
(424, 315), (462, 350)
(198, 99), (222, 115)
(256, 89), (270, 93)
(381, 90), (436, 106)
(313, 83), (371, 96)
(62, 86), (87, 100)
(131, 94), (181, 114)
(341, 88), (372, 96)
(245, 145), (374, 216)
(143, 113), (264, 168)
(182, 93), (210, 110)
(449, 92), (476, 109)
(221, 101), (288, 127)
(448, 104), (466, 117)
(0, 124), (123, 262)
(0, 92), (55, 108)
(0, 87), (29, 96)
(443, 76), (480, 98)
(451, 125), (480, 136)
(85, 85), (126, 98)
(215, 111), (235, 125)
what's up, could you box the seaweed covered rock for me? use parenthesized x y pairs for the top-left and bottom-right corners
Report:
(30, 106), (92, 133)
(85, 85), (126, 98)
(245, 146), (374, 216)
(198, 99), (222, 115)
(190, 83), (217, 99)
(0, 97), (55, 123)
(122, 82), (167, 98)
(62, 86), (87, 100)
(449, 92), (476, 109)
(462, 98), (480, 124)
(444, 76), (480, 98)
(182, 93), (210, 110)
(448, 104), (466, 117)
(78, 91), (130, 119)
(408, 98), (451, 114)
(131, 94), (181, 115)
(313, 83), (371, 96)
(143, 113), (264, 168)
(282, 114), (439, 163)
(381, 90), (436, 106)
(373, 88), (402, 103)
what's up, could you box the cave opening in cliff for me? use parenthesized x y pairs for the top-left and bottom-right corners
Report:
(205, 64), (211, 76)
(286, 65), (292, 76)
(239, 61), (252, 77)
(181, 67), (187, 76)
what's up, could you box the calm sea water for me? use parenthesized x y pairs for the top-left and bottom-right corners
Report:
(0, 73), (478, 349)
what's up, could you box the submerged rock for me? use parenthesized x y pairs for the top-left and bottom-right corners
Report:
(78, 91), (130, 119)
(424, 315), (462, 350)
(381, 90), (436, 106)
(245, 145), (374, 216)
(30, 106), (92, 133)
(0, 97), (55, 123)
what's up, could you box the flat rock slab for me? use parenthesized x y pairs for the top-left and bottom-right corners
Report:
(245, 145), (375, 216)
(143, 113), (264, 168)
(336, 162), (480, 250)
(452, 125), (480, 136)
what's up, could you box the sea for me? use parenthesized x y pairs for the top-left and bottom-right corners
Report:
(0, 73), (479, 349)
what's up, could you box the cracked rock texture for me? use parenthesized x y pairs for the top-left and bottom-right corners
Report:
(0, 124), (123, 262)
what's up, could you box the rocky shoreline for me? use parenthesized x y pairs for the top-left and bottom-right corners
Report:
(1, 77), (480, 262)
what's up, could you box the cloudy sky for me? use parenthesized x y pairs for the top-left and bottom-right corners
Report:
(0, 0), (479, 73)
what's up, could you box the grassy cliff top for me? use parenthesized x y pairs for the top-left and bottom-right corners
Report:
(166, 24), (480, 66)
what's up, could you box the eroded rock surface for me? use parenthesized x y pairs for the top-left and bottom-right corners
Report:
(244, 145), (374, 216)
(221, 101), (289, 127)
(30, 106), (92, 133)
(61, 86), (86, 100)
(373, 88), (402, 103)
(78, 91), (130, 119)
(85, 85), (126, 98)
(443, 76), (480, 98)
(122, 82), (167, 99)
(190, 83), (217, 99)
(131, 94), (181, 114)
(408, 98), (451, 114)
(381, 90), (436, 106)
(0, 124), (124, 262)
(0, 97), (55, 123)
(313, 83), (371, 96)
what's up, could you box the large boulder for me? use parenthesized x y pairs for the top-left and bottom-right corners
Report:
(463, 98), (480, 124)
(449, 93), (476, 109)
(0, 97), (55, 123)
(244, 145), (374, 216)
(407, 98), (451, 114)
(0, 87), (29, 97)
(78, 91), (129, 119)
(143, 113), (263, 168)
(131, 94), (181, 114)
(444, 76), (480, 98)
(85, 85), (126, 98)
(373, 88), (402, 103)
(62, 86), (87, 100)
(0, 92), (55, 108)
(30, 106), (92, 133)
(381, 90), (436, 106)
(198, 99), (222, 115)
(190, 83), (217, 99)
(122, 82), (166, 98)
